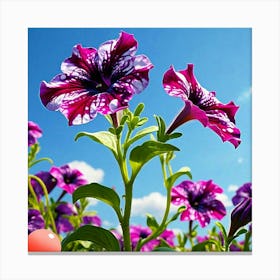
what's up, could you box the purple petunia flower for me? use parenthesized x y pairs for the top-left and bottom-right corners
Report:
(228, 183), (252, 237)
(82, 215), (102, 227)
(29, 171), (57, 199)
(50, 164), (88, 194)
(28, 121), (42, 146)
(55, 202), (78, 216)
(130, 225), (159, 252)
(55, 216), (74, 234)
(28, 209), (45, 234)
(232, 182), (252, 206)
(55, 202), (78, 234)
(171, 180), (226, 227)
(40, 31), (153, 125)
(163, 64), (241, 148)
(159, 229), (176, 247)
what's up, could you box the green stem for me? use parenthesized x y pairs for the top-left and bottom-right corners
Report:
(29, 175), (58, 235)
(56, 190), (67, 203)
(115, 132), (133, 251)
(135, 156), (171, 251)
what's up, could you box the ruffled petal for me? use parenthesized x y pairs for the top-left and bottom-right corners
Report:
(206, 108), (241, 148)
(96, 31), (138, 80)
(59, 91), (98, 125)
(163, 66), (190, 101)
(61, 44), (97, 75)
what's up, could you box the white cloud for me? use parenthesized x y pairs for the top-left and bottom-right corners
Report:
(131, 192), (177, 219)
(216, 193), (232, 207)
(237, 87), (252, 103)
(227, 184), (239, 192)
(68, 160), (104, 183)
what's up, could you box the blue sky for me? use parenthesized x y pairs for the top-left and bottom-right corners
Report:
(28, 28), (251, 238)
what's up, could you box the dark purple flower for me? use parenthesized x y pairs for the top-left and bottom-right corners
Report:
(130, 225), (159, 252)
(28, 209), (45, 234)
(228, 185), (252, 237)
(55, 202), (78, 216)
(56, 216), (74, 234)
(54, 202), (78, 234)
(163, 64), (241, 148)
(82, 215), (102, 227)
(28, 121), (42, 146)
(171, 180), (226, 227)
(50, 164), (88, 194)
(40, 31), (153, 125)
(29, 171), (57, 199)
(232, 182), (252, 206)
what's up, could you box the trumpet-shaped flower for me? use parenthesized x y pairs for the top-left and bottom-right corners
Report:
(163, 64), (241, 148)
(40, 31), (153, 125)
(171, 180), (226, 227)
(28, 121), (42, 146)
(229, 183), (252, 237)
(50, 164), (88, 194)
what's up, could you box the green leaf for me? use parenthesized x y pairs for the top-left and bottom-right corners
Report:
(73, 183), (121, 216)
(61, 225), (120, 251)
(167, 132), (183, 140)
(125, 126), (158, 148)
(75, 131), (117, 154)
(134, 103), (145, 116)
(192, 239), (221, 252)
(129, 140), (180, 176)
(228, 228), (248, 245)
(166, 167), (192, 189)
(146, 213), (159, 231)
(136, 117), (148, 127)
(215, 221), (227, 243)
(167, 206), (186, 224)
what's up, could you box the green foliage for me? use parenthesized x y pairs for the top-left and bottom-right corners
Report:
(129, 140), (180, 177)
(154, 115), (182, 142)
(61, 225), (120, 251)
(75, 131), (117, 155)
(166, 167), (192, 189)
(72, 183), (122, 218)
(146, 213), (160, 231)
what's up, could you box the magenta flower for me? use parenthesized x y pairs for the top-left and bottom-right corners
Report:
(28, 121), (42, 146)
(28, 209), (45, 234)
(50, 164), (88, 194)
(171, 180), (226, 227)
(40, 31), (153, 125)
(130, 225), (159, 252)
(29, 171), (57, 199)
(159, 229), (176, 247)
(163, 64), (241, 148)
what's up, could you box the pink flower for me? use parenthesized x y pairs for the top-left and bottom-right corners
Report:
(163, 64), (241, 148)
(50, 164), (88, 194)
